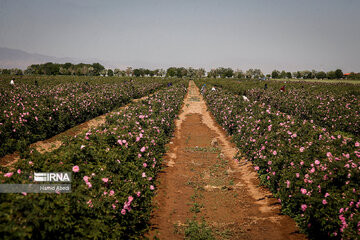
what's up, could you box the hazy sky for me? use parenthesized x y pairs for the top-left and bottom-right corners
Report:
(0, 0), (359, 72)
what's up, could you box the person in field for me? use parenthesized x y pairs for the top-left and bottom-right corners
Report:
(280, 85), (285, 92)
(10, 78), (15, 86)
(201, 84), (206, 94)
(264, 83), (268, 90)
(211, 86), (215, 91)
(168, 82), (172, 87)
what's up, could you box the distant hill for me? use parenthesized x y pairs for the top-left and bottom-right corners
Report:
(0, 47), (104, 70)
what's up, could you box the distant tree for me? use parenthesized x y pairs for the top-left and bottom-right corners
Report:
(125, 67), (133, 76)
(107, 69), (114, 76)
(99, 69), (107, 76)
(234, 69), (244, 78)
(311, 70), (317, 78)
(80, 64), (89, 75)
(43, 62), (60, 75)
(166, 67), (177, 77)
(158, 69), (165, 77)
(187, 67), (196, 78)
(245, 69), (254, 79)
(224, 68), (234, 78)
(296, 71), (304, 79)
(113, 68), (121, 77)
(253, 69), (264, 79)
(195, 68), (206, 78)
(2, 69), (11, 74)
(316, 71), (327, 79)
(92, 63), (105, 76)
(143, 69), (149, 76)
(335, 69), (343, 79)
(271, 70), (280, 79)
(215, 67), (225, 78)
(59, 67), (69, 75)
(302, 70), (311, 79)
(279, 70), (286, 79)
(286, 72), (292, 78)
(133, 68), (142, 77)
(10, 68), (23, 75)
(327, 71), (336, 79)
(207, 69), (217, 78)
(347, 72), (360, 79)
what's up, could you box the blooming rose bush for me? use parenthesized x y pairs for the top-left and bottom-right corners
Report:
(205, 78), (360, 137)
(199, 81), (360, 239)
(0, 77), (173, 157)
(0, 82), (187, 239)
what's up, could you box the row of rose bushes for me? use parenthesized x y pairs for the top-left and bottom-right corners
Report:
(206, 78), (360, 137)
(0, 81), (187, 239)
(0, 78), (173, 157)
(198, 82), (360, 239)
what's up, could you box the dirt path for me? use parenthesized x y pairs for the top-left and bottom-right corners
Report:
(149, 81), (306, 240)
(0, 94), (153, 167)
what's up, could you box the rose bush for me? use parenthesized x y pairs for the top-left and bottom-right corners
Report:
(198, 81), (360, 239)
(0, 81), (187, 239)
(205, 78), (360, 137)
(0, 77), (173, 157)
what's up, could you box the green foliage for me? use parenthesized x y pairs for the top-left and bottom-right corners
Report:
(184, 219), (215, 240)
(0, 77), (174, 157)
(272, 70), (280, 79)
(0, 82), (187, 239)
(316, 71), (327, 79)
(107, 69), (114, 77)
(327, 71), (336, 79)
(198, 80), (360, 239)
(335, 69), (343, 79)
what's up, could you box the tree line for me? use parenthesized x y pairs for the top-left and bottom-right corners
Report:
(270, 69), (353, 80)
(1, 63), (360, 80)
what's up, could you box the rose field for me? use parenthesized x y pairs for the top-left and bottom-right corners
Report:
(0, 78), (187, 239)
(0, 76), (173, 158)
(0, 76), (359, 239)
(197, 79), (360, 239)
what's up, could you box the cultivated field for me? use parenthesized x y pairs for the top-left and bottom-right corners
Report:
(0, 76), (359, 239)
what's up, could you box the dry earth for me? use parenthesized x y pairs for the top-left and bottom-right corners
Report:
(148, 81), (306, 240)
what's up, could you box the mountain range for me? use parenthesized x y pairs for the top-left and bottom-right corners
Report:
(0, 47), (108, 70)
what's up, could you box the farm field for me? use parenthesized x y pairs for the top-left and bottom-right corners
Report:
(197, 79), (360, 239)
(0, 76), (359, 239)
(0, 76), (172, 158)
(271, 78), (360, 84)
(0, 77), (187, 239)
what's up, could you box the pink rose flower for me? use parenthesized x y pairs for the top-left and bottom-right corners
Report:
(301, 204), (307, 211)
(102, 178), (109, 183)
(4, 172), (13, 177)
(72, 165), (80, 172)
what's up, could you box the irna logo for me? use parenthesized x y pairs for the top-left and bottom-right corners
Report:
(34, 172), (71, 182)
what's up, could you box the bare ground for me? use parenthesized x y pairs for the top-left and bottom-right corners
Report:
(148, 81), (306, 240)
